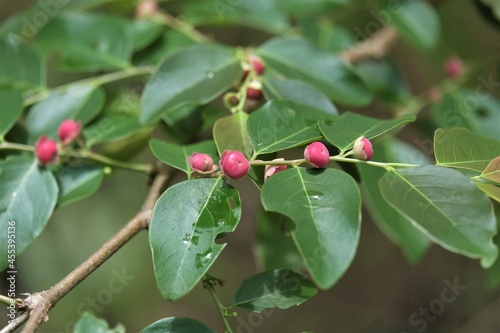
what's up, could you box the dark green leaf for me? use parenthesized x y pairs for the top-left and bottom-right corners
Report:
(132, 19), (164, 51)
(461, 89), (500, 141)
(149, 179), (241, 300)
(247, 100), (332, 156)
(0, 89), (23, 138)
(149, 139), (219, 176)
(0, 39), (44, 90)
(213, 113), (253, 157)
(73, 312), (125, 333)
(262, 168), (361, 289)
(233, 269), (318, 312)
(300, 20), (355, 53)
(434, 128), (500, 172)
(133, 30), (196, 66)
(263, 79), (338, 115)
(431, 90), (480, 132)
(140, 44), (241, 125)
(255, 210), (302, 272)
(379, 166), (498, 268)
(0, 156), (58, 271)
(26, 85), (105, 143)
(257, 37), (372, 107)
(319, 112), (415, 153)
(277, 0), (350, 14)
(141, 317), (216, 333)
(35, 12), (133, 71)
(386, 0), (440, 50)
(55, 166), (106, 207)
(358, 140), (430, 264)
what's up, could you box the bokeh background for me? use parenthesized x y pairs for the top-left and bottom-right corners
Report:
(1, 0), (500, 332)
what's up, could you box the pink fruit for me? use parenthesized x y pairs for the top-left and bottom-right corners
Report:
(304, 142), (329, 168)
(58, 119), (81, 145)
(35, 135), (58, 165)
(264, 159), (287, 181)
(219, 150), (250, 179)
(242, 55), (265, 78)
(188, 153), (215, 173)
(353, 137), (373, 161)
(246, 80), (263, 100)
(444, 56), (463, 79)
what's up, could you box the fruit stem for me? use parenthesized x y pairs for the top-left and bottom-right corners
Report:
(203, 277), (234, 333)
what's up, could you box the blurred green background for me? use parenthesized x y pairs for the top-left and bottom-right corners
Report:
(1, 0), (500, 332)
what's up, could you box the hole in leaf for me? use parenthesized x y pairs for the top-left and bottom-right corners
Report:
(215, 232), (226, 244)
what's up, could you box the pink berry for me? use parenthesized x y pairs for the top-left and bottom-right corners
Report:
(242, 55), (265, 79)
(304, 142), (329, 168)
(58, 119), (81, 145)
(444, 56), (463, 79)
(136, 0), (158, 19)
(246, 80), (263, 100)
(264, 159), (287, 181)
(353, 137), (373, 161)
(35, 135), (58, 165)
(219, 150), (250, 179)
(188, 153), (215, 173)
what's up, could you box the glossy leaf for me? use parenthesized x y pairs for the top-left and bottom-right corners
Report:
(0, 156), (58, 271)
(476, 183), (500, 203)
(132, 20), (164, 51)
(233, 269), (318, 312)
(0, 89), (23, 138)
(149, 179), (241, 300)
(73, 312), (125, 333)
(358, 140), (430, 264)
(35, 12), (133, 71)
(257, 37), (372, 107)
(133, 30), (196, 66)
(434, 128), (500, 172)
(319, 112), (415, 153)
(26, 85), (105, 142)
(213, 113), (253, 157)
(140, 44), (241, 125)
(386, 0), (440, 50)
(262, 168), (361, 289)
(247, 101), (332, 156)
(141, 317), (216, 333)
(431, 90), (480, 132)
(263, 79), (338, 115)
(0, 39), (44, 90)
(481, 157), (500, 182)
(149, 139), (219, 175)
(255, 210), (303, 271)
(55, 166), (106, 207)
(379, 166), (498, 268)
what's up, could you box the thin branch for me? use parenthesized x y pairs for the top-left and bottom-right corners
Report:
(1, 312), (30, 333)
(19, 165), (172, 333)
(340, 27), (399, 63)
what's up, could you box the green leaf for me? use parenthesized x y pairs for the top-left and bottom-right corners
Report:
(26, 85), (105, 143)
(257, 37), (372, 107)
(261, 168), (361, 289)
(277, 0), (350, 14)
(431, 90), (480, 132)
(358, 140), (430, 264)
(233, 269), (318, 312)
(356, 60), (411, 104)
(141, 317), (215, 333)
(461, 89), (500, 141)
(487, 213), (500, 289)
(300, 20), (355, 53)
(0, 89), (23, 138)
(476, 183), (500, 203)
(263, 79), (338, 115)
(379, 166), (498, 268)
(213, 113), (253, 157)
(140, 44), (242, 125)
(0, 39), (44, 90)
(386, 0), (441, 50)
(133, 30), (196, 66)
(149, 179), (241, 300)
(73, 312), (125, 333)
(0, 156), (58, 271)
(434, 128), (500, 172)
(35, 12), (133, 71)
(149, 139), (219, 176)
(480, 157), (500, 183)
(319, 112), (415, 153)
(55, 166), (106, 207)
(132, 19), (164, 52)
(255, 210), (303, 272)
(247, 100), (332, 156)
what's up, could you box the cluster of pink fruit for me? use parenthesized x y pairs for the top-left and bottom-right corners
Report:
(34, 120), (81, 165)
(188, 137), (373, 180)
(242, 55), (265, 100)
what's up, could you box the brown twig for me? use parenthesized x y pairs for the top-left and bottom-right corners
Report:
(340, 26), (399, 63)
(18, 166), (172, 333)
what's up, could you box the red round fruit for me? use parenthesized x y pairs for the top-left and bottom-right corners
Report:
(304, 142), (329, 168)
(353, 137), (373, 161)
(444, 56), (463, 79)
(219, 150), (250, 179)
(188, 153), (214, 173)
(264, 159), (287, 181)
(58, 119), (81, 145)
(246, 80), (263, 99)
(35, 135), (58, 165)
(249, 55), (265, 76)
